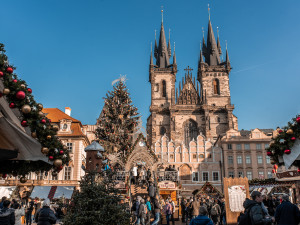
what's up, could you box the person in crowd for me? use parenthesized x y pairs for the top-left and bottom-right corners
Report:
(168, 198), (175, 225)
(132, 166), (138, 185)
(135, 196), (142, 225)
(205, 196), (212, 218)
(34, 198), (56, 225)
(151, 195), (161, 225)
(0, 200), (15, 225)
(10, 199), (18, 209)
(185, 198), (193, 224)
(191, 197), (200, 219)
(189, 206), (214, 225)
(242, 191), (274, 225)
(211, 199), (221, 225)
(164, 199), (173, 225)
(275, 194), (300, 225)
(146, 169), (152, 182)
(181, 198), (187, 223)
(219, 198), (225, 225)
(138, 198), (147, 225)
(13, 203), (25, 225)
(265, 195), (275, 216)
(148, 181), (156, 202)
(26, 197), (34, 225)
(145, 196), (152, 225)
(0, 196), (7, 209)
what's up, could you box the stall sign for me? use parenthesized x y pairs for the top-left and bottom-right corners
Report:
(158, 181), (176, 189)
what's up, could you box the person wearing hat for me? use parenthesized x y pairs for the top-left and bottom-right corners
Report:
(274, 194), (300, 225)
(189, 206), (213, 225)
(34, 199), (56, 225)
(242, 191), (274, 225)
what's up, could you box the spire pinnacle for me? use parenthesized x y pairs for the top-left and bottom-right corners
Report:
(161, 6), (164, 23)
(173, 42), (176, 65)
(217, 26), (222, 55)
(167, 28), (171, 57)
(150, 42), (153, 65)
(208, 4), (211, 21)
(226, 40), (230, 65)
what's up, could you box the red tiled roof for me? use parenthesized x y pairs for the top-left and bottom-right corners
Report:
(42, 108), (80, 123)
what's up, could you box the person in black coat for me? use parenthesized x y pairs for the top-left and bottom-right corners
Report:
(275, 194), (300, 225)
(0, 200), (15, 225)
(34, 199), (56, 225)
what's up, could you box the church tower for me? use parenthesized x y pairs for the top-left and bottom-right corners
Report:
(146, 11), (177, 146)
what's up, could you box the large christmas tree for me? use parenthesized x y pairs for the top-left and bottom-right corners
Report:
(63, 171), (131, 225)
(96, 80), (139, 157)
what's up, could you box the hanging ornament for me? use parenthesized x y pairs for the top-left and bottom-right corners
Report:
(54, 159), (63, 167)
(21, 105), (31, 114)
(298, 168), (300, 173)
(267, 151), (272, 156)
(274, 164), (278, 170)
(49, 156), (54, 160)
(20, 84), (26, 89)
(0, 71), (3, 77)
(37, 103), (43, 111)
(9, 103), (15, 108)
(279, 139), (285, 144)
(13, 79), (18, 83)
(41, 147), (49, 154)
(31, 132), (37, 138)
(54, 149), (59, 154)
(59, 150), (64, 155)
(21, 120), (28, 127)
(272, 169), (276, 174)
(291, 137), (296, 141)
(278, 130), (283, 134)
(286, 129), (294, 135)
(20, 176), (27, 183)
(16, 91), (26, 100)
(6, 67), (13, 73)
(3, 88), (10, 95)
(2, 174), (7, 179)
(41, 119), (46, 124)
(47, 135), (52, 140)
(284, 149), (291, 154)
(63, 145), (68, 150)
(62, 154), (67, 159)
(27, 88), (32, 93)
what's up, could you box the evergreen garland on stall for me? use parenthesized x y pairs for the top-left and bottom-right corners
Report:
(95, 80), (139, 158)
(267, 115), (300, 169)
(0, 43), (70, 177)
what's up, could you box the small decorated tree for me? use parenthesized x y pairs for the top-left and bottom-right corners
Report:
(96, 79), (139, 158)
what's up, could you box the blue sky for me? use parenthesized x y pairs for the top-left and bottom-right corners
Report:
(1, 0), (300, 130)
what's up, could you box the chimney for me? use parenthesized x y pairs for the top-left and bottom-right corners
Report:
(65, 107), (71, 116)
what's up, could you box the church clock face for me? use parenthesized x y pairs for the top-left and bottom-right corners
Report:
(139, 141), (146, 147)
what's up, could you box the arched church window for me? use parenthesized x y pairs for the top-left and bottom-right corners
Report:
(162, 80), (167, 97)
(160, 126), (166, 136)
(213, 79), (220, 95)
(184, 120), (198, 146)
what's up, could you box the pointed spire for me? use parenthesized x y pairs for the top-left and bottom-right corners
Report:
(150, 42), (153, 65)
(179, 82), (181, 92)
(154, 30), (158, 59)
(226, 41), (230, 66)
(173, 42), (176, 65)
(217, 27), (222, 55)
(167, 29), (171, 57)
(197, 82), (199, 93)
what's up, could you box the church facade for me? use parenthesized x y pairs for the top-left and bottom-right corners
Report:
(146, 16), (238, 194)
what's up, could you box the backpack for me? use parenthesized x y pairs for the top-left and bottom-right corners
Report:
(238, 204), (257, 225)
(211, 205), (219, 216)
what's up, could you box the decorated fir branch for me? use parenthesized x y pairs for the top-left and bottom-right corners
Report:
(267, 115), (300, 170)
(0, 43), (70, 177)
(96, 80), (140, 159)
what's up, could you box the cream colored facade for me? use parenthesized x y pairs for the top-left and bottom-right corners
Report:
(221, 128), (274, 180)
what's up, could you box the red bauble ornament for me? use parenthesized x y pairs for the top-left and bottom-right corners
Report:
(0, 71), (3, 77)
(58, 165), (63, 170)
(9, 103), (15, 108)
(13, 79), (18, 83)
(267, 151), (272, 156)
(27, 88), (32, 93)
(298, 168), (300, 173)
(49, 119), (51, 123)
(296, 117), (300, 124)
(2, 174), (7, 178)
(49, 156), (54, 160)
(21, 120), (28, 127)
(6, 67), (13, 73)
(291, 137), (296, 141)
(278, 130), (283, 134)
(274, 164), (278, 169)
(284, 149), (291, 154)
(59, 150), (64, 155)
(16, 91), (26, 100)
(41, 119), (46, 124)
(272, 169), (275, 174)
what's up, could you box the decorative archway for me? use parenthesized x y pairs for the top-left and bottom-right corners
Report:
(183, 119), (198, 146)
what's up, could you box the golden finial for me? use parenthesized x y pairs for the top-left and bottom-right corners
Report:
(208, 4), (210, 20)
(225, 40), (228, 50)
(161, 6), (164, 23)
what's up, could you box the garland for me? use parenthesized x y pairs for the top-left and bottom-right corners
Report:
(267, 115), (300, 168)
(0, 43), (70, 176)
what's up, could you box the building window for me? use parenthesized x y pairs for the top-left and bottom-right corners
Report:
(257, 155), (263, 164)
(170, 154), (174, 159)
(228, 171), (234, 178)
(256, 144), (262, 150)
(247, 171), (252, 180)
(199, 154), (204, 158)
(67, 142), (73, 153)
(37, 172), (43, 180)
(64, 167), (72, 180)
(237, 156), (242, 164)
(184, 120), (198, 146)
(244, 144), (250, 150)
(236, 144), (242, 150)
(202, 172), (209, 181)
(157, 155), (161, 158)
(208, 153), (212, 158)
(192, 172), (199, 182)
(213, 172), (219, 181)
(246, 156), (251, 164)
(193, 154), (197, 159)
(155, 83), (159, 92)
(227, 144), (232, 150)
(267, 171), (272, 178)
(213, 79), (220, 95)
(162, 80), (167, 97)
(266, 156), (270, 164)
(238, 171), (244, 177)
(265, 143), (270, 149)
(160, 126), (166, 135)
(258, 171), (264, 179)
(228, 156), (233, 164)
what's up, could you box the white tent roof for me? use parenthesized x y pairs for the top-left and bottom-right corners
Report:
(85, 141), (105, 152)
(0, 186), (16, 199)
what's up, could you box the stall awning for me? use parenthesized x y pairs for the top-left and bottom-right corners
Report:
(31, 186), (75, 199)
(0, 186), (16, 199)
(0, 115), (49, 162)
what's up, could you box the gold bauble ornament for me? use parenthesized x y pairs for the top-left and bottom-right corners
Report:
(38, 111), (44, 117)
(31, 132), (37, 138)
(63, 145), (68, 150)
(3, 88), (10, 95)
(286, 129), (294, 135)
(47, 135), (52, 140)
(53, 159), (63, 167)
(41, 147), (49, 154)
(20, 84), (26, 89)
(20, 176), (27, 183)
(21, 105), (31, 114)
(37, 103), (43, 111)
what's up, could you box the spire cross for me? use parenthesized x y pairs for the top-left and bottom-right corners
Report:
(208, 4), (211, 20)
(225, 40), (228, 50)
(161, 6), (164, 22)
(184, 66), (193, 76)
